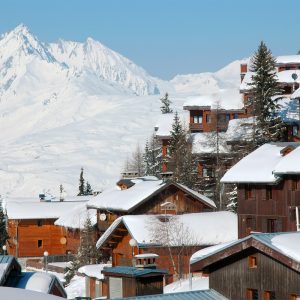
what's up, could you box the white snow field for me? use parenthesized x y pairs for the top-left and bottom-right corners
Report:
(0, 24), (244, 197)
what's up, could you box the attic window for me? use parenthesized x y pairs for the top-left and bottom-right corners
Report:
(38, 240), (43, 248)
(248, 255), (257, 268)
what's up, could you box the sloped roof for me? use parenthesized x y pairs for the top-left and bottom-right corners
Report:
(190, 231), (300, 273)
(110, 289), (228, 300)
(0, 256), (21, 285)
(87, 179), (216, 212)
(274, 146), (300, 174)
(96, 212), (237, 249)
(54, 203), (97, 229)
(6, 201), (85, 220)
(276, 55), (300, 64)
(221, 143), (300, 184)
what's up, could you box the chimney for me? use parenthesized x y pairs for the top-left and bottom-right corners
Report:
(134, 254), (159, 269)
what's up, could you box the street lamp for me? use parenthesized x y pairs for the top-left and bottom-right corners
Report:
(2, 245), (6, 255)
(44, 251), (49, 273)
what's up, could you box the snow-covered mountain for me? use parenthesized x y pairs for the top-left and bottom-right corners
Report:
(0, 24), (244, 197)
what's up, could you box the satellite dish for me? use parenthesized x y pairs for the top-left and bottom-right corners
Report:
(99, 213), (107, 221)
(129, 238), (137, 247)
(60, 237), (67, 245)
(292, 73), (298, 81)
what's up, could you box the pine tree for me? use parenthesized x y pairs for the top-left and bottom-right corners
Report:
(160, 92), (173, 114)
(0, 200), (8, 254)
(64, 215), (101, 284)
(85, 182), (93, 195)
(168, 112), (197, 188)
(78, 167), (85, 196)
(143, 134), (161, 177)
(248, 41), (285, 146)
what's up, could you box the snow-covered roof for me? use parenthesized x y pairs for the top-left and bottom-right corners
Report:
(96, 211), (237, 249)
(273, 146), (300, 174)
(222, 142), (300, 183)
(221, 143), (288, 183)
(164, 276), (209, 294)
(291, 86), (300, 99)
(191, 132), (230, 154)
(6, 201), (83, 220)
(0, 287), (65, 300)
(54, 203), (97, 229)
(225, 117), (255, 143)
(183, 91), (243, 110)
(240, 69), (300, 91)
(190, 231), (300, 267)
(276, 55), (300, 64)
(155, 111), (189, 138)
(87, 179), (215, 212)
(78, 263), (112, 280)
(23, 272), (53, 294)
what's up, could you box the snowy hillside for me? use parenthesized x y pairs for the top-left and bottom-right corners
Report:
(0, 24), (244, 197)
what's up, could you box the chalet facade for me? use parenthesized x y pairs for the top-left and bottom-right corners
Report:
(221, 142), (300, 238)
(190, 232), (300, 300)
(96, 211), (237, 283)
(86, 177), (216, 235)
(5, 197), (94, 257)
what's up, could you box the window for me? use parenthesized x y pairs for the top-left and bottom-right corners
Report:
(193, 115), (202, 124)
(266, 186), (273, 200)
(248, 255), (257, 268)
(292, 125), (298, 137)
(233, 113), (239, 119)
(203, 168), (214, 178)
(267, 219), (277, 233)
(37, 220), (43, 227)
(247, 288), (258, 300)
(206, 114), (211, 124)
(38, 240), (43, 248)
(264, 291), (276, 300)
(245, 185), (253, 199)
(225, 114), (230, 122)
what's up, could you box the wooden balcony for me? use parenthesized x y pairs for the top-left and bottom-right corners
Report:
(190, 123), (203, 132)
(97, 221), (111, 232)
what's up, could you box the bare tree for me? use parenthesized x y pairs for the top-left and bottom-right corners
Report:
(148, 215), (199, 279)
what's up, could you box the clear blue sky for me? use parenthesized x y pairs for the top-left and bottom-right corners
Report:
(1, 0), (300, 79)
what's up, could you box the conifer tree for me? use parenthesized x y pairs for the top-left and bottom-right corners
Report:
(248, 41), (285, 146)
(0, 201), (8, 254)
(78, 167), (85, 196)
(85, 182), (93, 195)
(168, 112), (197, 188)
(143, 134), (161, 177)
(64, 215), (101, 284)
(160, 92), (173, 114)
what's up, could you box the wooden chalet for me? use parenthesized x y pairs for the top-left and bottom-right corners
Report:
(221, 142), (300, 238)
(87, 177), (216, 235)
(5, 197), (93, 257)
(95, 211), (237, 283)
(0, 255), (66, 297)
(190, 231), (300, 300)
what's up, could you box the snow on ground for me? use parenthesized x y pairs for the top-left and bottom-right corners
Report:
(164, 276), (209, 294)
(65, 275), (86, 299)
(0, 24), (245, 197)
